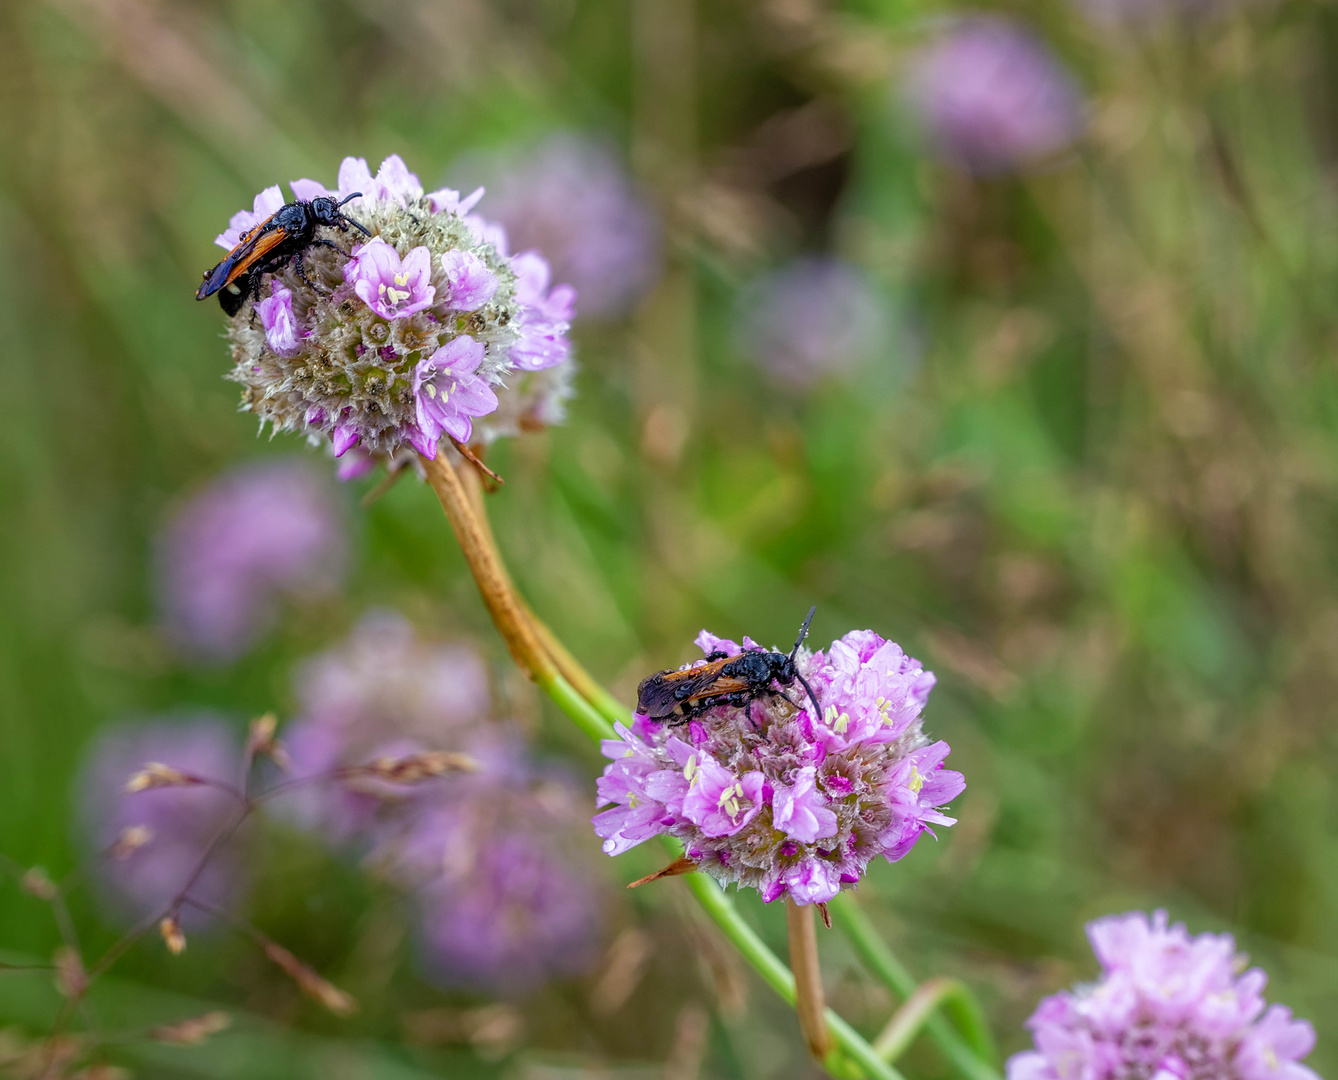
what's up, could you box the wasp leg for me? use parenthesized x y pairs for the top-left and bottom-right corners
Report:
(703, 651), (730, 662)
(293, 251), (323, 294)
(311, 237), (348, 257)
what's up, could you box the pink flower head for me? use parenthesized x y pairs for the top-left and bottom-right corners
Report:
(215, 184), (284, 249)
(76, 715), (249, 927)
(463, 134), (660, 318)
(594, 623), (961, 904)
(1007, 911), (1321, 1080)
(509, 252), (576, 372)
(281, 611), (490, 842)
(386, 733), (605, 995)
(155, 460), (348, 663)
(411, 335), (500, 453)
(440, 249), (499, 312)
(344, 238), (436, 320)
(215, 152), (579, 470)
(256, 279), (303, 357)
(735, 258), (892, 386)
(906, 17), (1084, 175)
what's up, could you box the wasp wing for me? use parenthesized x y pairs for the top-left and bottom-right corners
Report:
(637, 657), (734, 719)
(196, 216), (289, 300)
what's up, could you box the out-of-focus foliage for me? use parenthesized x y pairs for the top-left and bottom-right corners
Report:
(0, 0), (1334, 1076)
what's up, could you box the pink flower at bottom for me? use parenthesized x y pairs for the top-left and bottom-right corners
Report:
(1007, 911), (1321, 1080)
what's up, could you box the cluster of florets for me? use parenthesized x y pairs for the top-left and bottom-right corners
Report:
(77, 715), (249, 926)
(734, 257), (892, 387)
(155, 458), (348, 662)
(593, 629), (964, 905)
(218, 154), (575, 476)
(282, 610), (491, 841)
(377, 733), (604, 995)
(464, 133), (661, 319)
(284, 612), (605, 993)
(1008, 910), (1320, 1080)
(904, 16), (1084, 176)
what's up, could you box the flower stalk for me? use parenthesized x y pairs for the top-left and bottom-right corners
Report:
(872, 977), (976, 1063)
(786, 897), (832, 1061)
(828, 893), (1000, 1080)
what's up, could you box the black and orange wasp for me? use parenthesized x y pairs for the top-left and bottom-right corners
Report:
(636, 606), (823, 726)
(196, 193), (372, 315)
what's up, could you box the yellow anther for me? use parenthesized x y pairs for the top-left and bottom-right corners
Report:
(907, 765), (924, 794)
(684, 755), (699, 785)
(627, 792), (640, 808)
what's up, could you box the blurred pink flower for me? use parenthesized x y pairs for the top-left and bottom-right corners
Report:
(1008, 910), (1320, 1080)
(155, 460), (348, 663)
(905, 17), (1084, 175)
(76, 715), (247, 927)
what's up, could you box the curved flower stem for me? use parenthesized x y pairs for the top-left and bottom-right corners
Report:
(786, 898), (832, 1060)
(828, 894), (1001, 1080)
(873, 977), (979, 1064)
(423, 455), (903, 1080)
(445, 457), (626, 732)
(421, 453), (553, 682)
(524, 602), (628, 728)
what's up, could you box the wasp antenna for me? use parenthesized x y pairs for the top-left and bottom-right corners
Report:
(790, 605), (817, 659)
(795, 670), (823, 722)
(337, 192), (363, 207)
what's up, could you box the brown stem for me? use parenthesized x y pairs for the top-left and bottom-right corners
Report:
(452, 463), (627, 723)
(420, 453), (554, 681)
(786, 898), (832, 1060)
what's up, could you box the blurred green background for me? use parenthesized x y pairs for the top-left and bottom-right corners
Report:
(0, 0), (1334, 1075)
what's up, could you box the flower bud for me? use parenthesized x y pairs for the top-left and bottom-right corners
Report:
(125, 762), (200, 793)
(160, 915), (186, 955)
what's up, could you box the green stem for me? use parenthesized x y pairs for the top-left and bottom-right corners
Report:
(873, 977), (977, 1063)
(536, 668), (616, 743)
(679, 867), (904, 1080)
(828, 894), (1001, 1080)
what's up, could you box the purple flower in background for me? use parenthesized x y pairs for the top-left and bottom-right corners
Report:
(412, 335), (499, 452)
(283, 611), (490, 842)
(593, 628), (963, 906)
(735, 258), (892, 386)
(256, 280), (303, 357)
(905, 17), (1084, 175)
(462, 134), (660, 319)
(213, 154), (577, 468)
(382, 733), (605, 996)
(76, 715), (247, 926)
(155, 459), (348, 663)
(1007, 910), (1320, 1080)
(343, 239), (436, 321)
